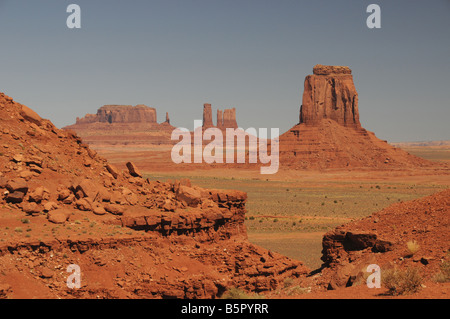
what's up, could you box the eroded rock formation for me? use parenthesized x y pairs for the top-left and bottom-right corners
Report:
(278, 65), (432, 169)
(65, 104), (175, 147)
(202, 103), (214, 128)
(222, 108), (238, 129)
(300, 65), (360, 128)
(165, 112), (170, 124)
(77, 105), (157, 124)
(202, 104), (238, 129)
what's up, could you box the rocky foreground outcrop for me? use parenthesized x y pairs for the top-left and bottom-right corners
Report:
(0, 91), (308, 299)
(318, 189), (449, 290)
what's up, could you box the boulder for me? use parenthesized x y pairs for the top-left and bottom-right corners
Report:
(76, 179), (99, 199)
(43, 201), (58, 212)
(126, 162), (142, 178)
(28, 186), (50, 203)
(104, 203), (124, 215)
(6, 191), (26, 203)
(93, 204), (106, 215)
(105, 164), (120, 179)
(75, 198), (93, 211)
(19, 105), (43, 126)
(5, 179), (28, 194)
(48, 209), (71, 224)
(21, 202), (41, 215)
(176, 186), (201, 207)
(57, 188), (71, 201)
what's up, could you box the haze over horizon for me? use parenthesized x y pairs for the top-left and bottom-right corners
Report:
(0, 0), (449, 142)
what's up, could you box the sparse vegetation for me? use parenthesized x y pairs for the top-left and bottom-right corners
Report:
(382, 267), (423, 296)
(434, 253), (450, 283)
(283, 277), (294, 288)
(284, 285), (311, 296)
(406, 240), (420, 256)
(221, 287), (263, 299)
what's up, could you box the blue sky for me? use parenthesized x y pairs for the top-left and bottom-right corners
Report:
(0, 0), (449, 142)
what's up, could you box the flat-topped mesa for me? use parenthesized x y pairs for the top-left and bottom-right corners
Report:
(76, 105), (157, 124)
(300, 64), (361, 128)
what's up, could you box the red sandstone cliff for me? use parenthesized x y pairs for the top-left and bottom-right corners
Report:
(202, 103), (214, 128)
(300, 65), (360, 128)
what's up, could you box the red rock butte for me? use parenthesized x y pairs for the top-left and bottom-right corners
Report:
(278, 65), (433, 169)
(202, 103), (238, 129)
(300, 65), (360, 128)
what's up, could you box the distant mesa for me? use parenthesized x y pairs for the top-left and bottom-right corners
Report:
(75, 104), (158, 125)
(64, 104), (175, 147)
(278, 64), (432, 169)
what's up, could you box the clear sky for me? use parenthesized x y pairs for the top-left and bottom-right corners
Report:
(0, 0), (449, 142)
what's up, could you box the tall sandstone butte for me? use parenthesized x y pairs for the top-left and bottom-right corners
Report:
(202, 103), (214, 128)
(202, 104), (238, 129)
(278, 65), (432, 169)
(222, 108), (238, 129)
(300, 65), (360, 128)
